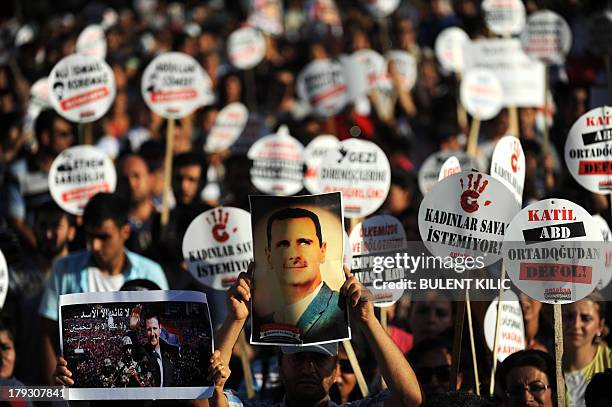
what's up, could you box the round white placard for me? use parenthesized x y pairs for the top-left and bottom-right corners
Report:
(460, 68), (504, 120)
(482, 0), (526, 36)
(520, 10), (571, 65)
(419, 150), (478, 196)
(435, 27), (470, 74)
(296, 59), (349, 117)
(76, 24), (107, 60)
(227, 27), (266, 70)
(438, 156), (462, 181)
(386, 50), (417, 91)
(304, 135), (341, 194)
(484, 290), (525, 362)
(491, 135), (526, 205)
(205, 103), (249, 153)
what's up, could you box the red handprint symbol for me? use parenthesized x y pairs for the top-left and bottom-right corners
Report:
(510, 139), (521, 173)
(459, 173), (491, 213)
(206, 208), (237, 243)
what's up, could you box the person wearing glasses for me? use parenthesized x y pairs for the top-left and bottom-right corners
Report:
(497, 349), (555, 407)
(408, 336), (457, 400)
(562, 292), (612, 407)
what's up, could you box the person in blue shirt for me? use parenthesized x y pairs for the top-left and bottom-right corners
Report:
(39, 192), (168, 384)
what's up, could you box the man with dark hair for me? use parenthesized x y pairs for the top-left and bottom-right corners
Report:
(586, 369), (612, 407)
(39, 192), (168, 384)
(254, 207), (347, 344)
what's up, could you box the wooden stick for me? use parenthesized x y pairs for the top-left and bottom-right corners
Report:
(379, 307), (388, 390)
(489, 265), (507, 397)
(161, 118), (175, 226)
(237, 331), (255, 399)
(465, 290), (481, 395)
(553, 304), (565, 407)
(450, 299), (465, 391)
(343, 340), (369, 397)
(84, 122), (93, 145)
(542, 65), (550, 154)
(466, 118), (481, 158)
(508, 106), (519, 138)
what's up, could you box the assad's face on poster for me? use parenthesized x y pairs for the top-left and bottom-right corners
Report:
(266, 215), (328, 303)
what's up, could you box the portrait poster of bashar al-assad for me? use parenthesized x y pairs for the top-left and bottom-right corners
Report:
(249, 192), (350, 346)
(59, 291), (214, 400)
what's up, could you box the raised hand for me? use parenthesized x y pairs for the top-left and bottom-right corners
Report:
(226, 263), (254, 322)
(129, 304), (142, 330)
(55, 356), (74, 386)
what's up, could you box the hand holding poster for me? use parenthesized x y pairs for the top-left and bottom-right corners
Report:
(503, 199), (603, 304)
(49, 54), (116, 123)
(59, 291), (214, 399)
(249, 193), (349, 345)
(49, 145), (117, 215)
(317, 138), (391, 218)
(484, 290), (525, 362)
(247, 125), (305, 196)
(227, 27), (266, 70)
(564, 106), (612, 194)
(490, 135), (525, 205)
(141, 52), (214, 119)
(183, 207), (253, 290)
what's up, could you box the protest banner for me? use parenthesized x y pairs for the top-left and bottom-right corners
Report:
(227, 27), (266, 70)
(249, 193), (349, 346)
(59, 290), (213, 399)
(204, 103), (249, 154)
(247, 125), (304, 196)
(460, 68), (504, 156)
(296, 59), (349, 118)
(564, 106), (612, 194)
(141, 52), (214, 225)
(502, 198), (603, 407)
(183, 207), (253, 290)
(304, 135), (341, 194)
(591, 214), (612, 290)
(435, 27), (470, 75)
(485, 289), (525, 395)
(49, 145), (117, 215)
(349, 215), (408, 307)
(318, 138), (391, 218)
(48, 54), (116, 124)
(76, 24), (107, 60)
(419, 150), (477, 195)
(482, 0), (526, 36)
(247, 0), (284, 37)
(490, 135), (525, 205)
(439, 156), (462, 181)
(0, 249), (7, 310)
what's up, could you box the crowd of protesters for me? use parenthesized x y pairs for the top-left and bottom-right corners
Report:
(2, 0), (612, 406)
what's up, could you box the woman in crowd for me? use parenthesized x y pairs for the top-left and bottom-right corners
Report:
(563, 291), (612, 407)
(497, 349), (555, 407)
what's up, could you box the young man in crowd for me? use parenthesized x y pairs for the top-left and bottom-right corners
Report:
(39, 192), (168, 384)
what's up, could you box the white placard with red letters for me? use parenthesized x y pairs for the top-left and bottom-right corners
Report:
(503, 199), (602, 304)
(491, 136), (526, 205)
(48, 145), (117, 215)
(435, 27), (470, 74)
(76, 24), (107, 60)
(304, 135), (341, 194)
(141, 52), (214, 119)
(460, 68), (504, 120)
(183, 207), (253, 290)
(419, 150), (478, 195)
(484, 290), (525, 362)
(439, 156), (462, 181)
(48, 54), (116, 123)
(205, 103), (249, 153)
(297, 59), (349, 118)
(227, 27), (266, 70)
(482, 0), (526, 36)
(351, 49), (388, 93)
(520, 10), (571, 66)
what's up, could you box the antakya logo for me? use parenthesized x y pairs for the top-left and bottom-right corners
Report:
(460, 173), (491, 213)
(206, 208), (237, 243)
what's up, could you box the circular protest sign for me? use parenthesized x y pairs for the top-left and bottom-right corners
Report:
(349, 215), (407, 307)
(247, 125), (304, 196)
(435, 27), (470, 74)
(141, 52), (214, 119)
(386, 50), (417, 91)
(351, 49), (388, 92)
(419, 150), (478, 195)
(520, 10), (571, 66)
(30, 77), (51, 109)
(484, 290), (525, 362)
(503, 199), (603, 304)
(362, 0), (399, 18)
(48, 54), (116, 123)
(183, 207), (253, 290)
(304, 135), (341, 194)
(587, 11), (612, 56)
(227, 27), (266, 70)
(49, 145), (117, 215)
(318, 138), (391, 218)
(247, 0), (284, 36)
(491, 135), (526, 205)
(482, 0), (526, 36)
(565, 106), (612, 194)
(438, 156), (462, 181)
(296, 59), (349, 117)
(418, 170), (520, 267)
(0, 249), (7, 310)
(204, 103), (249, 153)
(592, 214), (612, 290)
(460, 68), (504, 121)
(76, 24), (107, 60)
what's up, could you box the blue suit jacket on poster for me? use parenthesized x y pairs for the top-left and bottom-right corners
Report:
(254, 282), (348, 344)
